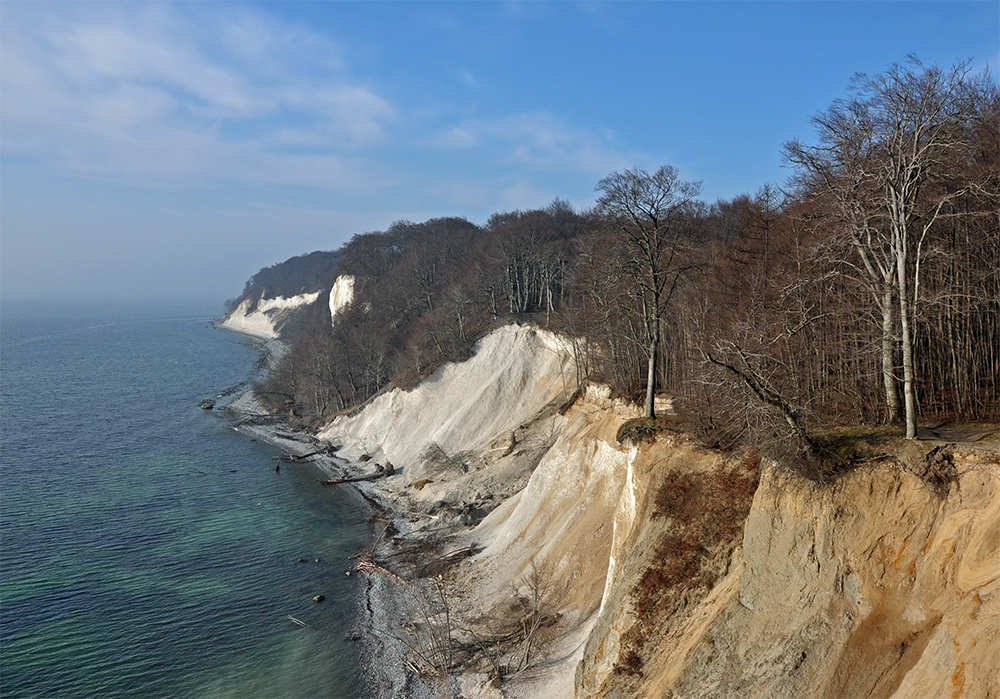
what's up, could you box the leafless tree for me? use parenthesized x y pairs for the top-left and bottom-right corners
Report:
(785, 57), (990, 437)
(596, 166), (701, 417)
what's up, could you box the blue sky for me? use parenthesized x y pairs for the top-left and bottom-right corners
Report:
(2, 1), (997, 304)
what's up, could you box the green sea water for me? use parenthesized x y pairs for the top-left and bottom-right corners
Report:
(0, 301), (370, 698)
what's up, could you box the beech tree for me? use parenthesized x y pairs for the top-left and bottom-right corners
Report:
(786, 57), (990, 438)
(248, 57), (995, 435)
(596, 166), (701, 418)
(785, 116), (904, 424)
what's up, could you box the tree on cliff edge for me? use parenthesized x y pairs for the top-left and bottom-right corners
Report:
(786, 57), (992, 438)
(596, 166), (701, 418)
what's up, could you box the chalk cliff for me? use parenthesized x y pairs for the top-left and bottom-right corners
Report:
(311, 321), (998, 699)
(220, 291), (322, 340)
(328, 274), (354, 321)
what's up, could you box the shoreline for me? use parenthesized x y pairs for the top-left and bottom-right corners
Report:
(213, 320), (593, 699)
(213, 320), (591, 699)
(216, 325), (417, 699)
(211, 320), (288, 367)
(222, 388), (441, 698)
(222, 391), (435, 699)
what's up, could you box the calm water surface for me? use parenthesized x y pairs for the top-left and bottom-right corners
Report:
(1, 301), (369, 698)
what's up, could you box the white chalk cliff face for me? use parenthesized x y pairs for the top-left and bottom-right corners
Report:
(221, 274), (353, 341)
(315, 321), (999, 699)
(328, 275), (354, 321)
(318, 324), (577, 468)
(219, 291), (321, 339)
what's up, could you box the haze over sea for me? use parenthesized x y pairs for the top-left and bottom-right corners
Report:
(1, 301), (368, 698)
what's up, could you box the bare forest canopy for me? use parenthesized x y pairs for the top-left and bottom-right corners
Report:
(248, 58), (999, 447)
(225, 250), (340, 313)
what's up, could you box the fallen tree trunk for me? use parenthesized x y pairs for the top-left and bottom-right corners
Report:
(319, 472), (386, 485)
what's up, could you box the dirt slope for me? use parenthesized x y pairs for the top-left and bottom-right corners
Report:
(580, 445), (1000, 699)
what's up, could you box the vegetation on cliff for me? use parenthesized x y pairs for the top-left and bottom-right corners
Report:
(225, 250), (340, 314)
(251, 58), (997, 451)
(226, 57), (999, 699)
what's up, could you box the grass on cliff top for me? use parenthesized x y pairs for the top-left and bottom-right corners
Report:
(617, 413), (998, 491)
(771, 421), (999, 490)
(616, 409), (755, 451)
(616, 416), (688, 444)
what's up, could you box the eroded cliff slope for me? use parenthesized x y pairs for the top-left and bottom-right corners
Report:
(309, 323), (997, 699)
(220, 292), (323, 340)
(581, 445), (999, 699)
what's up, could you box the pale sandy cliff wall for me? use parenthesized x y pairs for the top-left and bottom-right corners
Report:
(454, 385), (640, 699)
(318, 324), (577, 471)
(311, 322), (997, 699)
(575, 448), (999, 699)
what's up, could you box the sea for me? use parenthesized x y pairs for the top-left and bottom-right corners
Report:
(0, 301), (370, 698)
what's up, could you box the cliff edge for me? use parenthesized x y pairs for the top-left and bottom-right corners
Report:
(579, 445), (999, 699)
(307, 322), (998, 698)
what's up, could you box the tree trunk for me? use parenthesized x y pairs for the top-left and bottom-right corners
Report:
(645, 315), (658, 418)
(880, 286), (903, 423)
(895, 225), (918, 439)
(705, 349), (815, 449)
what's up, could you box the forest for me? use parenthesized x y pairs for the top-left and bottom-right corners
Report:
(251, 58), (999, 453)
(225, 250), (341, 314)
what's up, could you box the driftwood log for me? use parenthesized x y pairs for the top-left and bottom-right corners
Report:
(318, 471), (386, 485)
(273, 450), (325, 464)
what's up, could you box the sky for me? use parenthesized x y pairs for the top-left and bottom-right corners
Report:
(1, 1), (997, 305)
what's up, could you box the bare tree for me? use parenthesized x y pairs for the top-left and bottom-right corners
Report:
(596, 166), (701, 417)
(786, 119), (904, 424)
(786, 57), (989, 438)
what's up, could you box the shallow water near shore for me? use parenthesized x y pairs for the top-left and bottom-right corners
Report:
(1, 301), (369, 698)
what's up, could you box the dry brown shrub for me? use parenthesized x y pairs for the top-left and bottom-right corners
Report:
(636, 534), (704, 610)
(631, 452), (760, 648)
(612, 648), (644, 676)
(616, 415), (687, 444)
(652, 472), (700, 521)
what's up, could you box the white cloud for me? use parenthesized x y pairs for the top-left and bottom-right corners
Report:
(89, 84), (177, 128)
(277, 85), (396, 147)
(0, 3), (394, 191)
(428, 111), (636, 175)
(459, 69), (478, 88)
(217, 8), (343, 72)
(56, 17), (270, 117)
(0, 1), (643, 226)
